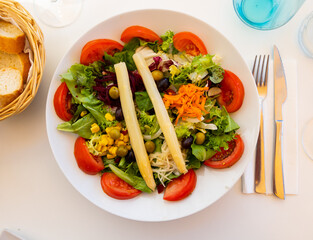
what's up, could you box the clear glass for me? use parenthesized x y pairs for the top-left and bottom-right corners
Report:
(33, 0), (83, 28)
(298, 11), (313, 58)
(233, 0), (305, 30)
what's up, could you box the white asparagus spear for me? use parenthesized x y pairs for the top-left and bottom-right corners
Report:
(114, 62), (156, 191)
(133, 53), (187, 174)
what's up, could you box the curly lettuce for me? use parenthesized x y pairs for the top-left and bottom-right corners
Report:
(137, 111), (160, 136)
(170, 54), (225, 87)
(61, 63), (115, 130)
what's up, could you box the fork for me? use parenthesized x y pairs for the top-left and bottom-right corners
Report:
(253, 55), (269, 194)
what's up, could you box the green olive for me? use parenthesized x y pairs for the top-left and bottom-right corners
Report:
(109, 128), (121, 140)
(195, 132), (206, 145)
(109, 86), (119, 99)
(145, 141), (156, 153)
(151, 70), (164, 81)
(116, 146), (128, 157)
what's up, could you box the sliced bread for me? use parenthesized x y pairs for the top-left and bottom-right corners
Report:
(0, 20), (25, 54)
(0, 50), (30, 82)
(0, 68), (23, 108)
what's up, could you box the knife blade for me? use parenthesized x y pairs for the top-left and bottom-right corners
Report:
(273, 45), (287, 200)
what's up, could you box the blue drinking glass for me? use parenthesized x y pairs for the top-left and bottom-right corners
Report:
(233, 0), (306, 30)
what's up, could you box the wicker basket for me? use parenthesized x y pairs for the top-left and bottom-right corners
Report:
(0, 0), (45, 120)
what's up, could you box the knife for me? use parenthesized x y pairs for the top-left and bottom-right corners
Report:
(273, 45), (287, 200)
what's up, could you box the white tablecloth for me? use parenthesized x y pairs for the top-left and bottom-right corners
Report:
(1, 0), (313, 239)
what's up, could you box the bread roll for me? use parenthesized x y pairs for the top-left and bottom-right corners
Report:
(0, 50), (30, 82)
(0, 20), (25, 54)
(0, 68), (23, 108)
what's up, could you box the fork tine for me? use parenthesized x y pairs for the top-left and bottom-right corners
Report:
(255, 55), (262, 85)
(260, 55), (266, 86)
(252, 55), (257, 78)
(264, 55), (270, 86)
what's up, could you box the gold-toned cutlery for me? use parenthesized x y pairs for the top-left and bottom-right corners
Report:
(273, 45), (287, 200)
(253, 55), (269, 194)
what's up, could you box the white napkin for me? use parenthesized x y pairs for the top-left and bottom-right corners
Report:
(242, 59), (299, 195)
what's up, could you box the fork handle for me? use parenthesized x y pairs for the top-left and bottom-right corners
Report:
(255, 108), (266, 193)
(273, 121), (285, 199)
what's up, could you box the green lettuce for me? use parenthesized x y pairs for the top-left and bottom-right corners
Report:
(135, 91), (154, 111)
(109, 164), (152, 193)
(205, 133), (236, 151)
(191, 143), (216, 161)
(57, 113), (96, 139)
(61, 63), (115, 130)
(209, 106), (239, 134)
(170, 54), (225, 87)
(175, 123), (192, 139)
(137, 111), (160, 135)
(202, 105), (239, 151)
(160, 30), (178, 54)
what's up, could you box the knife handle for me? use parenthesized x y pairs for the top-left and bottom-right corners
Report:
(255, 109), (266, 193)
(273, 121), (285, 199)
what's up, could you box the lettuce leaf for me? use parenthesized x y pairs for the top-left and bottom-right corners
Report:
(170, 54), (225, 87)
(135, 91), (154, 111)
(202, 106), (239, 151)
(137, 111), (160, 135)
(175, 123), (192, 139)
(186, 154), (202, 169)
(57, 113), (96, 139)
(208, 106), (239, 134)
(109, 164), (152, 193)
(160, 30), (178, 54)
(61, 63), (115, 130)
(191, 143), (216, 161)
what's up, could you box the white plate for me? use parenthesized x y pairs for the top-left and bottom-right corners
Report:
(46, 9), (259, 222)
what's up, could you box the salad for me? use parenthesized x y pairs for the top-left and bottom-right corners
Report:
(53, 25), (245, 201)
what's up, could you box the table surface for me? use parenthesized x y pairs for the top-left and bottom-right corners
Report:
(1, 0), (313, 239)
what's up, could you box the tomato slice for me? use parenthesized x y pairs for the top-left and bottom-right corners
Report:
(101, 172), (141, 200)
(120, 25), (162, 43)
(204, 134), (244, 169)
(173, 32), (208, 56)
(80, 39), (124, 65)
(163, 169), (197, 201)
(74, 137), (104, 175)
(53, 82), (73, 121)
(217, 70), (245, 113)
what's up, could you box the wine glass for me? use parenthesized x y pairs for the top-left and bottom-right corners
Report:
(300, 11), (313, 159)
(233, 0), (306, 30)
(33, 0), (83, 28)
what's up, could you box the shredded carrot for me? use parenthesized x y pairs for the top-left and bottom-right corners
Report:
(163, 84), (209, 124)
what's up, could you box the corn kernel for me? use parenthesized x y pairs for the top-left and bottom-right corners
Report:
(80, 110), (87, 117)
(115, 123), (122, 131)
(107, 137), (114, 146)
(119, 134), (124, 141)
(99, 136), (109, 146)
(109, 146), (118, 155)
(105, 127), (111, 134)
(123, 135), (129, 142)
(126, 145), (132, 150)
(90, 123), (100, 133)
(105, 113), (114, 121)
(107, 154), (115, 159)
(96, 145), (102, 152)
(101, 146), (108, 152)
(117, 141), (126, 147)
